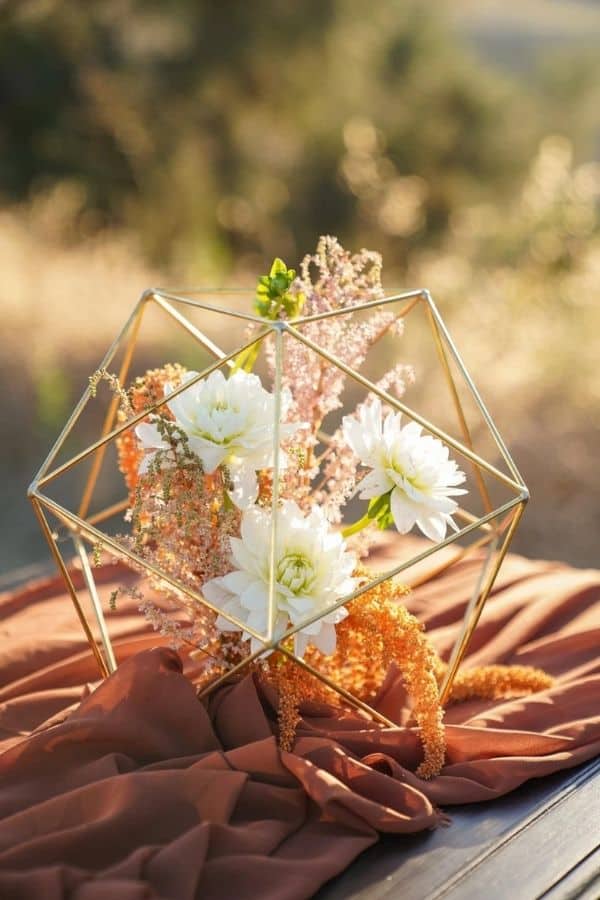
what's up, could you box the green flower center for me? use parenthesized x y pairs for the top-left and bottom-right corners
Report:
(389, 452), (428, 493)
(276, 552), (315, 594)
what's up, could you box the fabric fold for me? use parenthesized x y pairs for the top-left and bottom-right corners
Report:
(0, 547), (597, 899)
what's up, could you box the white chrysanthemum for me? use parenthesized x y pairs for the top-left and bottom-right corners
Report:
(203, 500), (356, 657)
(343, 398), (467, 542)
(135, 369), (298, 508)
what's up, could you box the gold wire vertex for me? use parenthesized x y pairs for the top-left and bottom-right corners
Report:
(422, 291), (527, 490)
(285, 323), (525, 495)
(36, 326), (274, 491)
(438, 500), (527, 704)
(426, 302), (494, 515)
(32, 295), (151, 486)
(277, 644), (397, 728)
(29, 496), (111, 678)
(273, 495), (524, 654)
(31, 491), (272, 645)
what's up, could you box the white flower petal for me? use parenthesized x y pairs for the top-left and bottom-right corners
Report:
(343, 403), (468, 542)
(215, 616), (237, 633)
(165, 372), (201, 423)
(204, 501), (357, 658)
(245, 607), (269, 635)
(202, 577), (230, 607)
(215, 603), (243, 631)
(138, 453), (153, 475)
(343, 416), (370, 459)
(220, 570), (253, 594)
(397, 478), (426, 503)
(228, 463), (258, 510)
(162, 368), (298, 491)
(240, 508), (271, 558)
(322, 605), (349, 625)
(239, 581), (269, 611)
(286, 595), (316, 618)
(415, 513), (447, 543)
(358, 468), (393, 499)
(230, 537), (262, 576)
(312, 622), (337, 656)
(135, 422), (166, 447)
(188, 439), (228, 473)
(446, 513), (460, 533)
(390, 488), (419, 534)
(250, 635), (268, 656)
(294, 632), (310, 659)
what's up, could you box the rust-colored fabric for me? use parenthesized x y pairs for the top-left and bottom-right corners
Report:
(0, 547), (598, 899)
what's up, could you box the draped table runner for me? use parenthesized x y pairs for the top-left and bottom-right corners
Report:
(0, 542), (598, 900)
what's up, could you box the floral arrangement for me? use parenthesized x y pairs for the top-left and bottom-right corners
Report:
(100, 236), (551, 778)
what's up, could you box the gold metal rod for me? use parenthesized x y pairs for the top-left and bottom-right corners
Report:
(423, 292), (527, 489)
(426, 304), (494, 515)
(277, 646), (396, 728)
(389, 293), (422, 322)
(286, 324), (525, 496)
(267, 328), (283, 642)
(405, 531), (495, 590)
(33, 485), (523, 670)
(153, 289), (265, 323)
(405, 502), (518, 590)
(438, 500), (527, 704)
(454, 507), (493, 532)
(438, 534), (499, 703)
(87, 498), (130, 526)
(293, 290), (424, 325)
(151, 295), (231, 363)
(194, 642), (272, 698)
(36, 327), (273, 490)
(73, 535), (118, 673)
(32, 295), (149, 484)
(155, 286), (422, 306)
(155, 287), (424, 326)
(78, 298), (146, 520)
(29, 497), (110, 678)
(455, 505), (515, 538)
(275, 494), (524, 649)
(32, 492), (270, 645)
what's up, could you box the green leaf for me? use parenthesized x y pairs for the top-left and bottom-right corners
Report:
(271, 273), (289, 294)
(270, 257), (288, 276)
(366, 492), (394, 531)
(252, 256), (301, 323)
(377, 508), (395, 530)
(367, 492), (391, 520)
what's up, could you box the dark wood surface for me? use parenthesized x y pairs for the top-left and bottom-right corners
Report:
(317, 757), (600, 900)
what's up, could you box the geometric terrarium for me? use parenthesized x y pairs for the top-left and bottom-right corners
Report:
(29, 237), (531, 777)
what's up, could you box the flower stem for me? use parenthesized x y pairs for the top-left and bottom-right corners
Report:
(341, 511), (372, 539)
(231, 341), (261, 374)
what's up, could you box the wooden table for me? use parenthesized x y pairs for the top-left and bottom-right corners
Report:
(318, 757), (600, 899)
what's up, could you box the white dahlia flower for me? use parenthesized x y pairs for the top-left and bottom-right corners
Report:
(135, 369), (298, 508)
(343, 398), (467, 542)
(202, 500), (357, 657)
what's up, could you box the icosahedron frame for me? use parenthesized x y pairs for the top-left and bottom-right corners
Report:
(28, 287), (529, 718)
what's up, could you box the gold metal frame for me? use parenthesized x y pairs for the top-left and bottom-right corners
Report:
(28, 288), (528, 712)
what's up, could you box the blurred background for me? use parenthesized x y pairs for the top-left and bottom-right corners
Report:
(1, 0), (599, 574)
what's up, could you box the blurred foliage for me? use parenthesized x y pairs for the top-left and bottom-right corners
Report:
(1, 0), (579, 277)
(1, 0), (600, 569)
